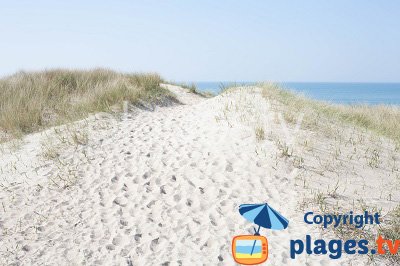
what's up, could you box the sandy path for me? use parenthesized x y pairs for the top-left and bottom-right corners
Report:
(0, 85), (354, 265)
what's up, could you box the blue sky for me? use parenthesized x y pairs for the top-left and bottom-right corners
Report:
(0, 1), (399, 81)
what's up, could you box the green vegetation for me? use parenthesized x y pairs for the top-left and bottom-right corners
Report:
(0, 69), (175, 141)
(260, 83), (400, 143)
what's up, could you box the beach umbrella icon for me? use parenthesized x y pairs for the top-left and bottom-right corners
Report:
(239, 203), (289, 255)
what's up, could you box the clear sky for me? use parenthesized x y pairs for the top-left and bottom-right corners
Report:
(1, 1), (399, 82)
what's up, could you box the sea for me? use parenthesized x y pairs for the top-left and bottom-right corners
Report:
(187, 82), (400, 105)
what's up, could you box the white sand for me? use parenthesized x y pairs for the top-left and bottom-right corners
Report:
(0, 85), (398, 265)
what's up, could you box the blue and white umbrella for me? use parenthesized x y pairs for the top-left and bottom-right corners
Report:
(239, 203), (289, 231)
(239, 203), (289, 255)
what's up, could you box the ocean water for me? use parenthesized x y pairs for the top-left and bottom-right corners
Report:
(189, 82), (400, 105)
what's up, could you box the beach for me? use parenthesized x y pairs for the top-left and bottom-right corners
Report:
(0, 84), (399, 265)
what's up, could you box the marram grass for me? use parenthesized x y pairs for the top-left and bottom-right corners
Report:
(260, 83), (400, 144)
(0, 69), (174, 141)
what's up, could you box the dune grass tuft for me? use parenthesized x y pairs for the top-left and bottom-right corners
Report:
(377, 205), (400, 264)
(260, 83), (400, 143)
(168, 81), (214, 97)
(0, 69), (174, 141)
(179, 83), (199, 94)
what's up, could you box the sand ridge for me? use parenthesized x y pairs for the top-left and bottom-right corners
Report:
(0, 85), (387, 265)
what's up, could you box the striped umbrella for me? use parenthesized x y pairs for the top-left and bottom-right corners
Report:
(239, 203), (289, 255)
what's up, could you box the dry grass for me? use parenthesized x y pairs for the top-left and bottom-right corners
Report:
(39, 123), (91, 189)
(317, 202), (400, 265)
(260, 83), (400, 144)
(178, 82), (199, 94)
(168, 81), (214, 97)
(0, 69), (175, 140)
(377, 205), (400, 264)
(260, 83), (400, 264)
(254, 126), (265, 141)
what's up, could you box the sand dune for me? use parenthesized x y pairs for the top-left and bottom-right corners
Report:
(0, 85), (397, 265)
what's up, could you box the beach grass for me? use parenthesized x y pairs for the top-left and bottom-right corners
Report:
(178, 82), (199, 94)
(258, 83), (400, 264)
(260, 83), (400, 144)
(377, 205), (400, 264)
(0, 69), (174, 141)
(168, 81), (214, 97)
